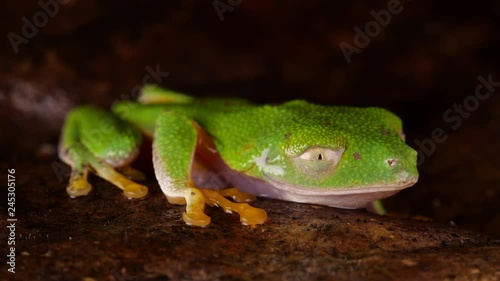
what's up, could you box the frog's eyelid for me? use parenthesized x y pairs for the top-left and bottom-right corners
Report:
(298, 151), (312, 160)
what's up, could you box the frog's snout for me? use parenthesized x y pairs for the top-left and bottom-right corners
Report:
(385, 148), (419, 186)
(395, 170), (419, 186)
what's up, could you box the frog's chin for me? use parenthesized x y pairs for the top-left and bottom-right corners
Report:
(247, 173), (418, 209)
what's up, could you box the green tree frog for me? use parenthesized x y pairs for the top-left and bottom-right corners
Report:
(59, 85), (419, 227)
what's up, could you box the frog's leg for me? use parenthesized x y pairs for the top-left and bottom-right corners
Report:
(119, 166), (146, 181)
(59, 106), (148, 199)
(153, 111), (267, 227)
(138, 84), (194, 104)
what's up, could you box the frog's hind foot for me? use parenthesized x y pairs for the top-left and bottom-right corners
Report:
(66, 167), (92, 198)
(201, 189), (267, 226)
(61, 142), (150, 199)
(66, 159), (148, 199)
(90, 160), (149, 199)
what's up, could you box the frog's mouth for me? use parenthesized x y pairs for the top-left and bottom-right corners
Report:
(254, 173), (418, 209)
(192, 128), (418, 208)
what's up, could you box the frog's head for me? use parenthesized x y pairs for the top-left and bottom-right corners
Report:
(253, 105), (419, 208)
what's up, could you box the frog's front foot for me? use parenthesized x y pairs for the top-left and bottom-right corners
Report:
(367, 199), (387, 215)
(166, 187), (267, 227)
(173, 188), (211, 227)
(201, 189), (268, 226)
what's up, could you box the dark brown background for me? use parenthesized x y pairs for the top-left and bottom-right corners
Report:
(0, 0), (499, 280)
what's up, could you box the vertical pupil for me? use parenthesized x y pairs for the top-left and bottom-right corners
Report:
(317, 154), (323, 160)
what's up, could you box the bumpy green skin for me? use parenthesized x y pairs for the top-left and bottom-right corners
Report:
(114, 98), (418, 191)
(61, 106), (141, 168)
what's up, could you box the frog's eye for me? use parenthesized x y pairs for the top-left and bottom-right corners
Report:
(293, 147), (344, 177)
